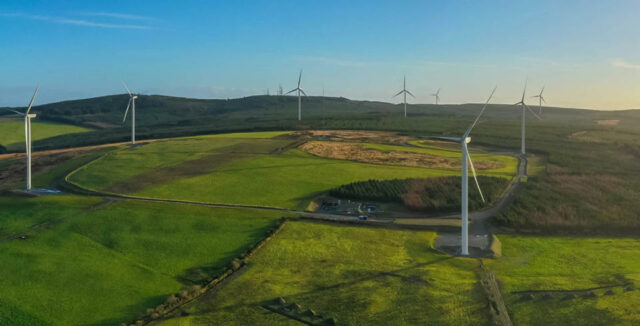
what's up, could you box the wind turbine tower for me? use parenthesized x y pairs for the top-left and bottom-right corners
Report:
(514, 80), (541, 155)
(122, 81), (138, 144)
(393, 76), (414, 118)
(286, 70), (307, 120)
(1, 87), (39, 190)
(532, 86), (546, 115)
(432, 88), (441, 105)
(429, 86), (496, 256)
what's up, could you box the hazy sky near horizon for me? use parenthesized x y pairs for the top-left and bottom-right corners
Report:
(1, 0), (639, 110)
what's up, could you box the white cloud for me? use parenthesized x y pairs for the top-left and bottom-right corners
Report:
(75, 11), (155, 21)
(0, 12), (151, 30)
(610, 58), (640, 70)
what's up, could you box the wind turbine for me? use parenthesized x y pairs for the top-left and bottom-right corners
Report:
(429, 86), (496, 256)
(393, 76), (414, 118)
(431, 88), (441, 105)
(514, 80), (541, 155)
(286, 70), (306, 120)
(1, 87), (39, 191)
(121, 81), (138, 144)
(531, 86), (546, 115)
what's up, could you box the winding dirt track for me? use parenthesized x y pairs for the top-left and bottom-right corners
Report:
(0, 139), (160, 161)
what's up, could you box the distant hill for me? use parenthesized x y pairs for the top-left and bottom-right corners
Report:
(1, 94), (638, 151)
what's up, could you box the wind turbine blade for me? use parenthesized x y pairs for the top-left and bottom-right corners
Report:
(540, 86), (545, 96)
(300, 89), (307, 96)
(464, 86), (497, 137)
(1, 108), (24, 115)
(541, 96), (546, 103)
(26, 86), (39, 114)
(429, 136), (464, 143)
(122, 99), (131, 123)
(285, 89), (297, 95)
(436, 88), (440, 95)
(122, 81), (132, 96)
(406, 90), (415, 98)
(525, 103), (542, 120)
(298, 70), (302, 88)
(466, 147), (486, 203)
(521, 79), (527, 102)
(393, 90), (404, 98)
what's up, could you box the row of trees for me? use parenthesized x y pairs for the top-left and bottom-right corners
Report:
(330, 177), (509, 213)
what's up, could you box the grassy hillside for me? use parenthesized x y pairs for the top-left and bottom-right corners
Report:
(0, 119), (91, 152)
(153, 221), (489, 325)
(0, 195), (284, 326)
(66, 132), (516, 209)
(4, 92), (640, 231)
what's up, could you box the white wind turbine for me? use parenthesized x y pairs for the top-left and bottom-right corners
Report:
(393, 76), (414, 118)
(431, 88), (441, 105)
(121, 81), (138, 144)
(514, 80), (542, 155)
(429, 86), (496, 256)
(286, 70), (307, 120)
(1, 87), (39, 190)
(531, 86), (546, 115)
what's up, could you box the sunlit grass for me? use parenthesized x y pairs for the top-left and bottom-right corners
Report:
(0, 120), (91, 151)
(485, 235), (640, 325)
(153, 221), (489, 325)
(0, 196), (283, 326)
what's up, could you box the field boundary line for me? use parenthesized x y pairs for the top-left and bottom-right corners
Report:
(126, 220), (288, 326)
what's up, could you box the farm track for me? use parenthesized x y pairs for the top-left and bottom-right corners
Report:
(58, 146), (525, 234)
(4, 138), (525, 254)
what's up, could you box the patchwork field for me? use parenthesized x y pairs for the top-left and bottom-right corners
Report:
(0, 119), (92, 151)
(152, 221), (489, 325)
(0, 195), (285, 326)
(485, 235), (640, 325)
(66, 131), (517, 209)
(3, 125), (635, 325)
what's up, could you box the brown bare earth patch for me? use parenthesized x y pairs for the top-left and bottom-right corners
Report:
(107, 152), (243, 194)
(567, 130), (623, 144)
(107, 140), (290, 194)
(0, 139), (159, 162)
(0, 151), (87, 188)
(300, 141), (501, 169)
(298, 130), (412, 144)
(596, 119), (620, 126)
(546, 164), (569, 174)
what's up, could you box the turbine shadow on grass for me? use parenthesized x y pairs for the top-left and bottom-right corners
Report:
(199, 256), (456, 316)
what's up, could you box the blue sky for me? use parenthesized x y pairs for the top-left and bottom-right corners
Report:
(1, 0), (639, 109)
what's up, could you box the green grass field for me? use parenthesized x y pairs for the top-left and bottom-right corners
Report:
(0, 195), (284, 326)
(485, 235), (640, 325)
(0, 119), (92, 151)
(153, 221), (489, 325)
(67, 132), (517, 209)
